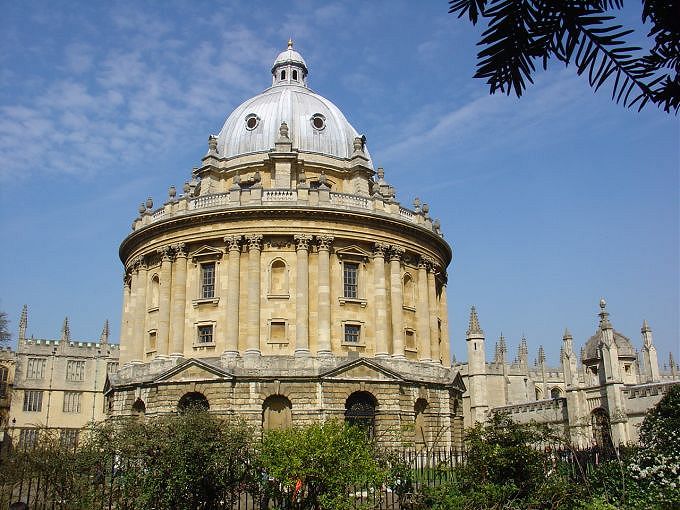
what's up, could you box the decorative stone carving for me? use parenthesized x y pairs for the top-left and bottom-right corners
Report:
(373, 242), (389, 258)
(413, 197), (421, 213)
(208, 134), (218, 152)
(279, 121), (289, 139)
(168, 186), (177, 200)
(157, 245), (173, 262)
(245, 234), (263, 251)
(294, 234), (312, 251)
(183, 181), (191, 194)
(389, 245), (405, 261)
(138, 203), (146, 215)
(146, 197), (154, 210)
(173, 242), (187, 258)
(316, 235), (334, 251)
(224, 235), (242, 251)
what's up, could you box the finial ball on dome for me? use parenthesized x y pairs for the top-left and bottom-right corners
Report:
(599, 298), (607, 309)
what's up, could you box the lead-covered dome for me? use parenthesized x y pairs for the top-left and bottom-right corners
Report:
(215, 42), (372, 167)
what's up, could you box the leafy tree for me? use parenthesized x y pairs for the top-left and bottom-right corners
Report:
(627, 384), (680, 508)
(0, 310), (10, 344)
(258, 420), (390, 510)
(448, 0), (680, 112)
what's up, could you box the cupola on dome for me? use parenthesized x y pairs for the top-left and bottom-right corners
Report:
(215, 41), (372, 167)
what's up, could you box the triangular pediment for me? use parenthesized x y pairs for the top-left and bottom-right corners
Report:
(450, 371), (466, 392)
(321, 358), (404, 382)
(154, 358), (232, 383)
(191, 245), (224, 262)
(335, 245), (371, 261)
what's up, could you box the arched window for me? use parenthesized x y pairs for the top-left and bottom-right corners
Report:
(269, 259), (288, 297)
(403, 273), (415, 308)
(281, 70), (286, 80)
(262, 395), (292, 431)
(149, 275), (160, 309)
(591, 408), (613, 450)
(178, 392), (209, 412)
(0, 365), (8, 398)
(414, 398), (428, 446)
(550, 387), (562, 399)
(535, 387), (543, 400)
(132, 398), (146, 417)
(345, 391), (377, 438)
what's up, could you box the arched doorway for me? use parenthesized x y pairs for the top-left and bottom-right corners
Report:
(414, 398), (428, 447)
(591, 408), (613, 450)
(345, 391), (377, 438)
(262, 395), (292, 431)
(132, 398), (146, 417)
(178, 392), (209, 412)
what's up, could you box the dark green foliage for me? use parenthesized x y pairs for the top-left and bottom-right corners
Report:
(257, 420), (390, 510)
(448, 0), (680, 112)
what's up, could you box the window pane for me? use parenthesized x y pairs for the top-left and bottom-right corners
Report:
(23, 390), (43, 412)
(198, 325), (213, 344)
(344, 324), (360, 343)
(66, 360), (85, 381)
(343, 263), (358, 298)
(202, 263), (215, 299)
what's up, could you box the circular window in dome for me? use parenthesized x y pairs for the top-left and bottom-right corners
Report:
(310, 114), (326, 131)
(245, 114), (260, 130)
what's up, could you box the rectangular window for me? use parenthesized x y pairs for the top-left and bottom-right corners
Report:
(63, 391), (82, 413)
(66, 360), (85, 381)
(405, 330), (416, 350)
(23, 390), (43, 412)
(149, 331), (157, 351)
(198, 325), (213, 344)
(107, 362), (119, 374)
(201, 263), (216, 299)
(26, 358), (46, 379)
(344, 324), (361, 344)
(269, 321), (286, 343)
(19, 428), (38, 448)
(60, 428), (79, 448)
(343, 263), (358, 298)
(0, 366), (8, 398)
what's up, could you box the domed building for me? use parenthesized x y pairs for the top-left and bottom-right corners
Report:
(108, 42), (465, 447)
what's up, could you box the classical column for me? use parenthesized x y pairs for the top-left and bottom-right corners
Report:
(170, 243), (187, 356)
(245, 234), (263, 356)
(389, 246), (405, 359)
(132, 257), (148, 362)
(417, 257), (431, 362)
(224, 235), (242, 357)
(157, 246), (173, 356)
(439, 280), (451, 367)
(427, 260), (440, 363)
(316, 235), (334, 355)
(373, 243), (389, 358)
(119, 276), (131, 362)
(294, 234), (312, 356)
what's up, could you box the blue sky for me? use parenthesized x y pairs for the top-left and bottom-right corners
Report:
(1, 1), (677, 367)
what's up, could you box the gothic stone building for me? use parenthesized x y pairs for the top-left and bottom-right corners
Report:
(106, 43), (465, 448)
(460, 300), (679, 447)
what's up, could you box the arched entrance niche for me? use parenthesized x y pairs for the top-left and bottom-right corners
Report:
(550, 387), (563, 399)
(178, 392), (209, 412)
(345, 391), (377, 438)
(132, 398), (146, 417)
(262, 395), (292, 431)
(591, 408), (613, 450)
(414, 398), (428, 447)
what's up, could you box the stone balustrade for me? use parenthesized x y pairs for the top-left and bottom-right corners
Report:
(134, 187), (442, 235)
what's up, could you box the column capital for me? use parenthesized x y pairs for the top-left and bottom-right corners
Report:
(131, 255), (148, 271)
(224, 235), (242, 251)
(373, 242), (390, 258)
(419, 255), (436, 270)
(157, 245), (174, 262)
(316, 234), (334, 251)
(294, 234), (313, 251)
(389, 245), (405, 262)
(245, 234), (263, 251)
(172, 242), (188, 258)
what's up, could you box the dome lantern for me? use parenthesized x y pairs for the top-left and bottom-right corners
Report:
(271, 39), (308, 87)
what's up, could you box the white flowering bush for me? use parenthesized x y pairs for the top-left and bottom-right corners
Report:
(628, 384), (680, 508)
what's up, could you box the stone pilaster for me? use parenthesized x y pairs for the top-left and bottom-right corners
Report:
(417, 258), (432, 362)
(389, 246), (405, 359)
(245, 234), (263, 356)
(132, 256), (148, 362)
(294, 234), (312, 356)
(224, 235), (242, 357)
(156, 246), (173, 357)
(119, 276), (131, 362)
(316, 235), (334, 355)
(439, 280), (451, 367)
(373, 242), (390, 357)
(170, 243), (187, 356)
(427, 259), (440, 364)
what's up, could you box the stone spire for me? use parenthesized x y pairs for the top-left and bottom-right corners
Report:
(100, 320), (110, 345)
(640, 319), (660, 382)
(670, 352), (677, 378)
(467, 306), (483, 336)
(598, 298), (612, 330)
(538, 345), (546, 365)
(494, 334), (507, 364)
(562, 328), (573, 355)
(518, 336), (528, 367)
(641, 320), (652, 346)
(18, 304), (28, 345)
(60, 317), (71, 345)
